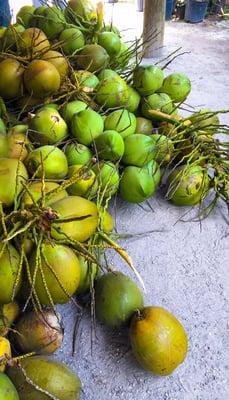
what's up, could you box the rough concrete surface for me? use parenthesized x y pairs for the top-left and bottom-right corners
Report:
(56, 4), (229, 400)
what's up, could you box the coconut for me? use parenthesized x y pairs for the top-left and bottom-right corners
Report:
(65, 142), (93, 166)
(77, 44), (109, 72)
(130, 306), (188, 375)
(36, 6), (66, 39)
(29, 242), (81, 305)
(94, 130), (124, 161)
(50, 196), (99, 242)
(14, 309), (63, 354)
(19, 28), (50, 56)
(0, 373), (19, 400)
(104, 109), (136, 139)
(72, 70), (99, 89)
(135, 117), (153, 135)
(65, 0), (97, 24)
(25, 145), (68, 179)
(119, 162), (160, 203)
(0, 59), (24, 100)
(59, 27), (85, 55)
(71, 109), (104, 146)
(97, 68), (119, 81)
(60, 100), (87, 126)
(98, 31), (121, 57)
(24, 60), (61, 98)
(95, 272), (144, 328)
(16, 5), (35, 27)
(0, 158), (28, 207)
(122, 134), (156, 167)
(41, 50), (69, 81)
(0, 302), (19, 336)
(0, 243), (21, 305)
(133, 65), (164, 96)
(0, 337), (11, 371)
(126, 86), (141, 113)
(67, 165), (96, 196)
(21, 181), (68, 208)
(99, 207), (114, 233)
(7, 356), (81, 400)
(93, 161), (119, 198)
(150, 134), (174, 164)
(142, 93), (174, 119)
(161, 72), (191, 103)
(2, 24), (25, 50)
(7, 131), (30, 161)
(167, 165), (209, 206)
(95, 77), (129, 109)
(29, 107), (68, 145)
(191, 108), (220, 134)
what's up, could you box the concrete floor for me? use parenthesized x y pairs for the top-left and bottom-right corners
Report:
(56, 4), (229, 400)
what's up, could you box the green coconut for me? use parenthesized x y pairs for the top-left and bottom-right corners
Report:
(122, 134), (156, 167)
(65, 142), (93, 166)
(7, 356), (81, 400)
(41, 50), (69, 81)
(135, 117), (153, 135)
(93, 161), (119, 198)
(50, 196), (99, 242)
(95, 76), (129, 109)
(126, 86), (141, 113)
(133, 65), (164, 96)
(0, 373), (19, 400)
(119, 161), (160, 203)
(2, 24), (25, 50)
(0, 59), (24, 100)
(98, 31), (121, 57)
(150, 134), (174, 164)
(71, 109), (104, 146)
(21, 181), (68, 208)
(72, 70), (99, 89)
(104, 109), (136, 139)
(76, 256), (100, 295)
(29, 107), (68, 145)
(77, 44), (109, 72)
(191, 109), (220, 134)
(95, 272), (144, 328)
(167, 165), (209, 206)
(0, 158), (28, 207)
(59, 27), (85, 55)
(161, 72), (191, 103)
(67, 165), (96, 196)
(94, 130), (125, 161)
(0, 243), (21, 305)
(36, 6), (66, 39)
(65, 0), (97, 24)
(25, 145), (68, 179)
(19, 28), (50, 56)
(24, 60), (61, 98)
(16, 5), (35, 27)
(29, 242), (81, 305)
(60, 100), (87, 125)
(97, 68), (119, 81)
(6, 131), (31, 161)
(142, 93), (174, 120)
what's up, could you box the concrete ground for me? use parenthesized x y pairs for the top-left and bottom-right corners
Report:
(56, 3), (229, 400)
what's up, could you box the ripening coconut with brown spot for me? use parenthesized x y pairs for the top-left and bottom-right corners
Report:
(24, 59), (61, 98)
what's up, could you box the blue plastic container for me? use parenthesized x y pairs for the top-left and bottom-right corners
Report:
(166, 0), (174, 20)
(185, 0), (208, 23)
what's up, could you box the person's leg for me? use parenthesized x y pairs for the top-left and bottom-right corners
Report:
(0, 0), (11, 27)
